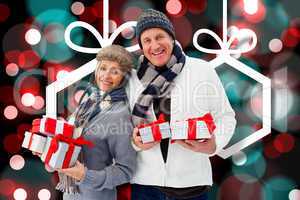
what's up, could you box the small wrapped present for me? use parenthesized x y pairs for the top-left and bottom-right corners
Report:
(138, 114), (171, 144)
(22, 131), (47, 154)
(32, 117), (74, 138)
(171, 113), (216, 140)
(41, 135), (93, 169)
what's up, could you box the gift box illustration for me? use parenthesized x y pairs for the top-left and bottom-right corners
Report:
(31, 117), (74, 138)
(41, 135), (93, 169)
(138, 114), (172, 144)
(170, 113), (216, 140)
(22, 131), (47, 154)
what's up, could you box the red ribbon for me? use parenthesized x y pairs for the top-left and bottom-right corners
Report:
(28, 132), (34, 150)
(31, 117), (74, 138)
(187, 113), (216, 139)
(138, 114), (165, 142)
(44, 134), (94, 168)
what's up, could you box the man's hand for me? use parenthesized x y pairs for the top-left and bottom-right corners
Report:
(175, 134), (216, 154)
(57, 161), (85, 181)
(132, 127), (159, 151)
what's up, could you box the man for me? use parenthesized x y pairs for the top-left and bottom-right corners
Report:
(127, 9), (236, 200)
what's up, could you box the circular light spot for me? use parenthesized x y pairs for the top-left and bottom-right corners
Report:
(4, 134), (22, 154)
(243, 0), (258, 15)
(232, 151), (247, 166)
(166, 0), (182, 15)
(38, 189), (51, 200)
(264, 142), (281, 159)
(122, 6), (142, 21)
(121, 27), (135, 39)
(0, 4), (10, 22)
(273, 133), (295, 153)
(25, 29), (41, 45)
(0, 179), (15, 196)
(269, 39), (283, 53)
(109, 20), (117, 33)
(21, 93), (35, 107)
(4, 105), (18, 120)
(71, 2), (85, 15)
(6, 63), (19, 76)
(187, 0), (207, 14)
(13, 188), (27, 200)
(281, 28), (299, 48)
(289, 189), (300, 200)
(74, 90), (84, 104)
(56, 70), (70, 80)
(9, 155), (25, 170)
(32, 96), (45, 110)
(44, 23), (65, 44)
(18, 50), (41, 69)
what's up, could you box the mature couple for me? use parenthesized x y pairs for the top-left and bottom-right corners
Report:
(50, 9), (236, 200)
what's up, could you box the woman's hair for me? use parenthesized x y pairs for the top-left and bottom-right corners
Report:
(96, 45), (134, 73)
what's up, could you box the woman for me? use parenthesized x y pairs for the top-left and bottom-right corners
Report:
(58, 45), (137, 200)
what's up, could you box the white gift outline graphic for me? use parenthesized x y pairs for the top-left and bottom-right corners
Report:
(192, 0), (271, 158)
(46, 0), (139, 118)
(46, 0), (271, 159)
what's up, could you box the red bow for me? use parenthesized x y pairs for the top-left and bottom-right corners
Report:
(44, 134), (93, 169)
(138, 114), (166, 142)
(187, 113), (216, 140)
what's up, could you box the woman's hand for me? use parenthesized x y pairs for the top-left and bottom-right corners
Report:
(175, 134), (216, 154)
(57, 161), (86, 181)
(132, 127), (159, 151)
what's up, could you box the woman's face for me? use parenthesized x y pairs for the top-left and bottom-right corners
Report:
(95, 60), (124, 91)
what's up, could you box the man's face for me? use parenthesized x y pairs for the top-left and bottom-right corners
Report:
(140, 28), (174, 67)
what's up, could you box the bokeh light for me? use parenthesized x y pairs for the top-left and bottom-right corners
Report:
(281, 28), (299, 48)
(6, 63), (19, 76)
(166, 0), (182, 15)
(44, 23), (65, 44)
(21, 93), (35, 107)
(4, 134), (22, 154)
(56, 70), (70, 80)
(4, 105), (18, 120)
(38, 189), (51, 200)
(289, 189), (300, 200)
(122, 6), (142, 21)
(187, 0), (207, 14)
(0, 4), (10, 22)
(18, 50), (41, 69)
(25, 28), (41, 45)
(269, 38), (283, 53)
(121, 27), (135, 39)
(242, 1), (266, 23)
(9, 155), (25, 170)
(109, 20), (117, 33)
(32, 96), (45, 110)
(0, 179), (16, 196)
(243, 0), (258, 15)
(27, 0), (71, 16)
(71, 1), (85, 15)
(232, 151), (247, 166)
(273, 133), (295, 153)
(263, 176), (297, 200)
(74, 90), (84, 104)
(13, 188), (27, 200)
(172, 16), (193, 48)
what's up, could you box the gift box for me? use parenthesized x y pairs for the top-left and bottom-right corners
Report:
(22, 131), (47, 154)
(41, 135), (93, 169)
(171, 113), (216, 140)
(138, 114), (172, 144)
(32, 117), (74, 138)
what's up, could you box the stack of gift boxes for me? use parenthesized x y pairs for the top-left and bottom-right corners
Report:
(138, 113), (216, 144)
(22, 116), (92, 169)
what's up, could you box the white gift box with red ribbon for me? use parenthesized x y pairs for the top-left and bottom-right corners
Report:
(139, 122), (172, 144)
(138, 115), (172, 144)
(22, 131), (47, 154)
(170, 113), (216, 140)
(32, 117), (74, 138)
(40, 135), (93, 169)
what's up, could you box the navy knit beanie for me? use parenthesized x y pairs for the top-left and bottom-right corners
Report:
(136, 9), (175, 48)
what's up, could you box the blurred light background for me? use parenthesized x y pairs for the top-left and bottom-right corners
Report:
(0, 0), (299, 199)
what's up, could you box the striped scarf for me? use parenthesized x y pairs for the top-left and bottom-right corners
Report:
(56, 84), (128, 194)
(132, 42), (186, 126)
